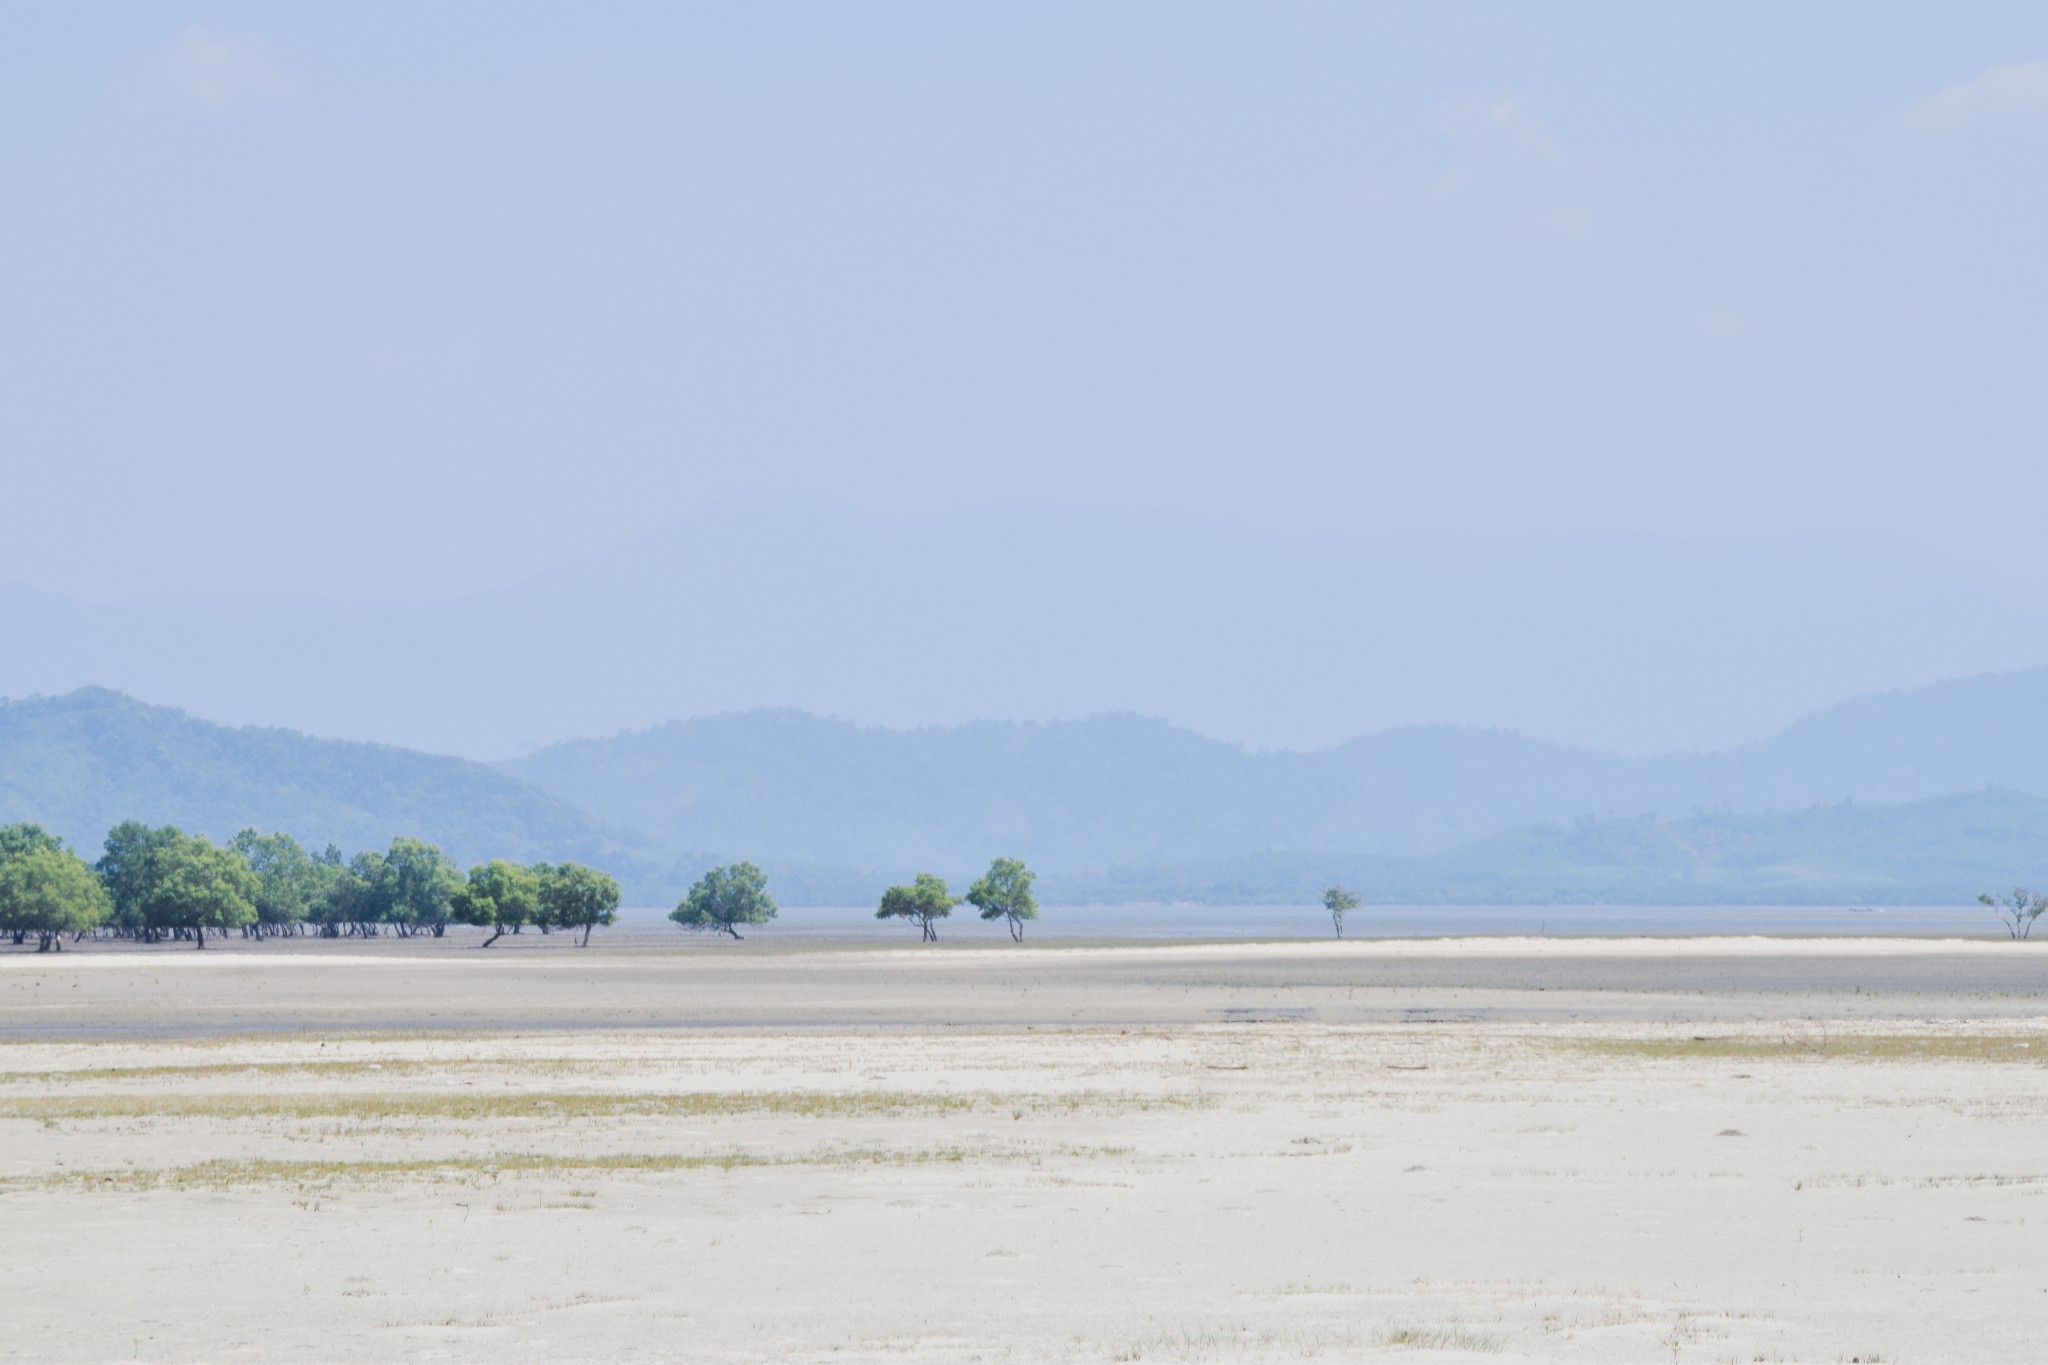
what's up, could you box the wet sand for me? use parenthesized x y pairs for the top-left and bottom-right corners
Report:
(3, 934), (2046, 1037)
(3, 939), (2046, 1361)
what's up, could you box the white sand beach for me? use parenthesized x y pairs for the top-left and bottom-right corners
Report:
(2, 939), (2045, 1361)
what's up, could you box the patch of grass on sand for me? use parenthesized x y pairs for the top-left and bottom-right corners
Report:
(22, 1143), (1133, 1192)
(0, 1088), (1199, 1123)
(1571, 1034), (2048, 1064)
(1380, 1325), (1507, 1352)
(0, 1059), (469, 1085)
(1794, 1172), (2048, 1191)
(1109, 1326), (1376, 1359)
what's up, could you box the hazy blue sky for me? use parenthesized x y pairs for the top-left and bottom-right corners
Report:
(5, 5), (2047, 601)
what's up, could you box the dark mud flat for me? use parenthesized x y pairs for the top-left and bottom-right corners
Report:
(3, 938), (2045, 1039)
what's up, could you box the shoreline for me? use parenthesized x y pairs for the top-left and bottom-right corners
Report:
(6, 934), (2046, 1041)
(2, 931), (2037, 969)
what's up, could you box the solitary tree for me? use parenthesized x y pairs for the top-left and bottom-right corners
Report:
(0, 841), (109, 950)
(671, 861), (778, 940)
(1980, 887), (2048, 940)
(877, 873), (958, 942)
(966, 857), (1038, 942)
(1322, 884), (1361, 938)
(537, 862), (622, 946)
(452, 859), (542, 946)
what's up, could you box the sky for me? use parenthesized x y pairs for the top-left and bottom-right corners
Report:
(3, 5), (2048, 603)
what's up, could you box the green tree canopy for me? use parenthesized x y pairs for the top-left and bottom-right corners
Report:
(0, 823), (65, 862)
(96, 820), (182, 931)
(95, 825), (258, 948)
(312, 850), (388, 936)
(966, 857), (1038, 942)
(377, 836), (463, 937)
(1322, 884), (1361, 938)
(452, 859), (542, 945)
(0, 843), (110, 950)
(876, 872), (958, 942)
(671, 861), (778, 940)
(536, 862), (622, 947)
(231, 829), (327, 933)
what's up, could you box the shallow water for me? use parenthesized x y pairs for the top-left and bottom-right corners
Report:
(618, 901), (2006, 942)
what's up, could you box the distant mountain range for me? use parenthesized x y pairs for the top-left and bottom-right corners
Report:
(1057, 790), (2048, 906)
(7, 499), (2048, 760)
(502, 667), (2048, 868)
(5, 674), (2048, 906)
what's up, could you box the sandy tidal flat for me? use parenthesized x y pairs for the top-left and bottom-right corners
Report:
(2, 940), (2046, 1361)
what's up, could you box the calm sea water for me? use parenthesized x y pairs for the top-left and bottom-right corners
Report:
(616, 903), (2005, 942)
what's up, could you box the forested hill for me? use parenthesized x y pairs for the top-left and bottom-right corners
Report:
(0, 688), (634, 869)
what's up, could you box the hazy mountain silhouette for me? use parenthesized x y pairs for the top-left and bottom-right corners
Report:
(504, 667), (2048, 872)
(501, 709), (1638, 867)
(9, 670), (2048, 905)
(6, 499), (2048, 760)
(1649, 669), (2048, 807)
(0, 688), (636, 869)
(1053, 789), (2048, 906)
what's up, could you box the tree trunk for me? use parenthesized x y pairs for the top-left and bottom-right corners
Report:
(482, 927), (504, 947)
(580, 921), (593, 947)
(725, 924), (744, 940)
(194, 924), (206, 949)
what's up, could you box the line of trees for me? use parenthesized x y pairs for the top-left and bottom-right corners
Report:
(452, 858), (623, 947)
(0, 822), (619, 950)
(873, 858), (1040, 942)
(666, 857), (1043, 944)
